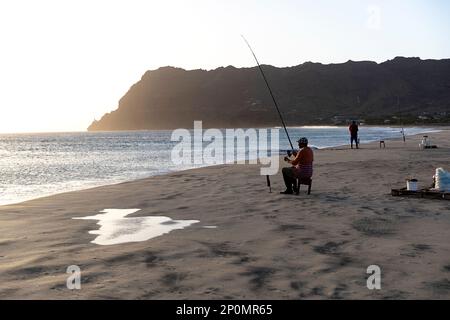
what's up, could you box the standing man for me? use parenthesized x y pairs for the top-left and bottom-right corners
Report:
(349, 121), (359, 149)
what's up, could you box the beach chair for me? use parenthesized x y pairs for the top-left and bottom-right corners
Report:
(295, 177), (312, 195)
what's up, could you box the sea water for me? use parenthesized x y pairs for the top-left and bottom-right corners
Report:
(0, 126), (439, 205)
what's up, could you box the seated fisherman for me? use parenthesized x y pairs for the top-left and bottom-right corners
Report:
(280, 137), (314, 195)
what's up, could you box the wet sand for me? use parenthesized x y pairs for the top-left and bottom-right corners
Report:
(0, 130), (449, 299)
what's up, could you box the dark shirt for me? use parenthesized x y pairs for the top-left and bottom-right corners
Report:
(349, 124), (358, 136)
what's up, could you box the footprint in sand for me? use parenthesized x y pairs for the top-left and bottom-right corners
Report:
(73, 209), (199, 245)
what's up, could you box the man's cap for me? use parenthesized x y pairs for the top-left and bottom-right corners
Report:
(297, 137), (308, 144)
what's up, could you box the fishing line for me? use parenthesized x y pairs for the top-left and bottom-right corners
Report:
(242, 35), (296, 192)
(241, 35), (295, 152)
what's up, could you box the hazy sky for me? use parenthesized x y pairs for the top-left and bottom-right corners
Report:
(0, 0), (449, 133)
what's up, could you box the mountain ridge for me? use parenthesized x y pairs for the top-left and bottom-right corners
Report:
(88, 57), (450, 131)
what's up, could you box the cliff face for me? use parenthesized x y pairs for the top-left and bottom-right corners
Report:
(88, 57), (450, 131)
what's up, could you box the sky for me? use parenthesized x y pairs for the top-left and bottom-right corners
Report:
(0, 0), (449, 133)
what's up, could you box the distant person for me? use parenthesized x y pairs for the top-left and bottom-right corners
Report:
(280, 137), (314, 195)
(349, 121), (359, 149)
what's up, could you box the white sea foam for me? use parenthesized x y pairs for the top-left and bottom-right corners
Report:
(73, 209), (199, 245)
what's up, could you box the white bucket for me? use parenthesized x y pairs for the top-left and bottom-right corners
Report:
(406, 179), (418, 191)
(420, 136), (431, 149)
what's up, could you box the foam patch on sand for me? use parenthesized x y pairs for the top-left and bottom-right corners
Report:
(73, 209), (199, 245)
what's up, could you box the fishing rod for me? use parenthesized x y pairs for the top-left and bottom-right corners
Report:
(241, 35), (295, 152)
(242, 36), (295, 193)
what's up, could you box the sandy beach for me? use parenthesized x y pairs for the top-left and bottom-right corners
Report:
(0, 130), (449, 300)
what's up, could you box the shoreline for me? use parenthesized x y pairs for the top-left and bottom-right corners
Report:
(0, 127), (444, 208)
(0, 129), (449, 299)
